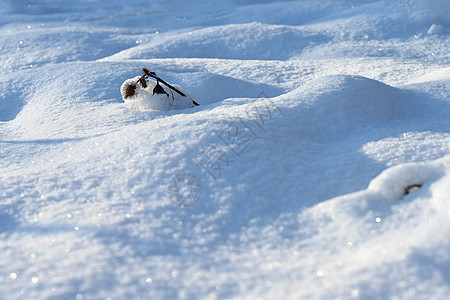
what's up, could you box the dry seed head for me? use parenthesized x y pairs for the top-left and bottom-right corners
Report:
(138, 77), (148, 88)
(124, 82), (136, 99)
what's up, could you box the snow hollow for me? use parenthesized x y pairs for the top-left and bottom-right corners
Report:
(0, 0), (449, 299)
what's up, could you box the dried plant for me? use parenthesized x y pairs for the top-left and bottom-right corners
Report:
(138, 77), (148, 88)
(122, 68), (200, 106)
(142, 68), (150, 76)
(123, 82), (136, 99)
(153, 80), (169, 97)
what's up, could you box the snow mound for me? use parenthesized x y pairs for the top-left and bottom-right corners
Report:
(103, 22), (328, 61)
(279, 75), (413, 140)
(362, 132), (450, 166)
(0, 26), (134, 73)
(0, 60), (287, 140)
(368, 156), (449, 200)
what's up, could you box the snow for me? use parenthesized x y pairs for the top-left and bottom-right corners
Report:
(0, 0), (449, 299)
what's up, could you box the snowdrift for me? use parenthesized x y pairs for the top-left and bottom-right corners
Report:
(0, 0), (449, 299)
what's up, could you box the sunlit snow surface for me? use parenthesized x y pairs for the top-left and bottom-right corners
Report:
(0, 0), (449, 299)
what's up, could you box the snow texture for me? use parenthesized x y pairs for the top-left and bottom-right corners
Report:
(0, 0), (449, 299)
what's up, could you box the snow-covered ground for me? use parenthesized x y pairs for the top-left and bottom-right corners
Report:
(0, 0), (449, 299)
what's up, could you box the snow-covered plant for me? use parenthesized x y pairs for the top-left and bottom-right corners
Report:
(120, 68), (199, 110)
